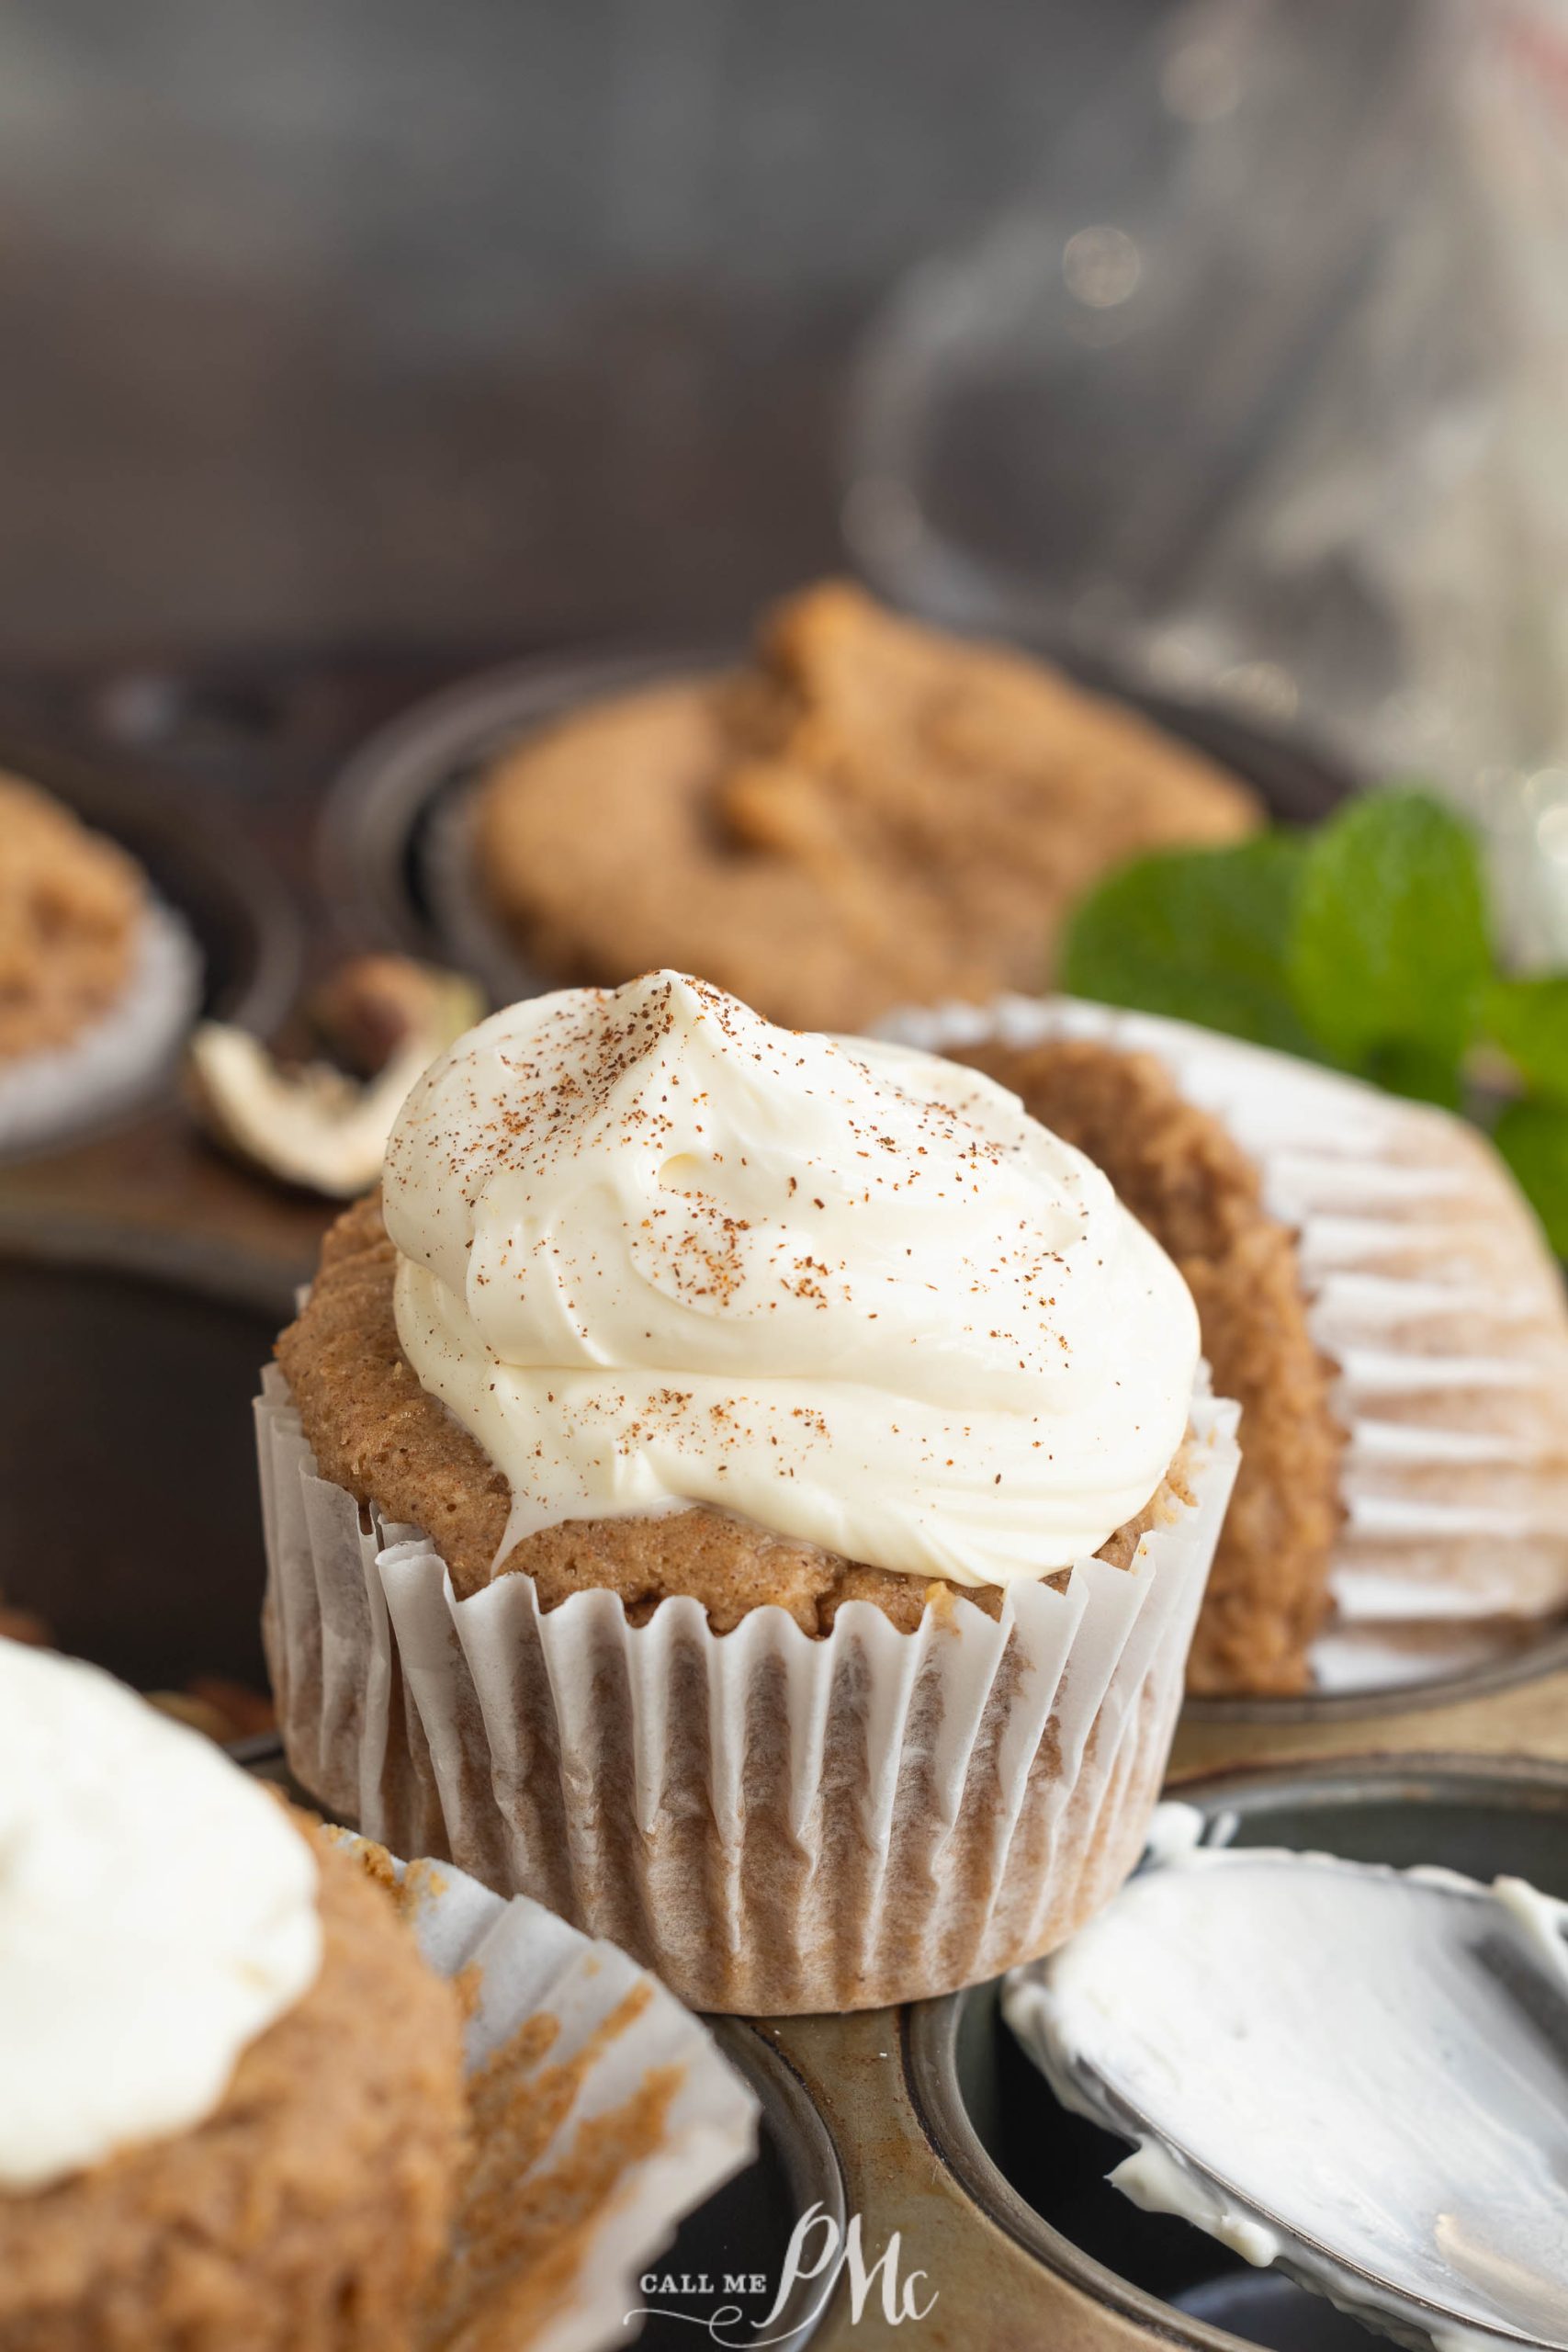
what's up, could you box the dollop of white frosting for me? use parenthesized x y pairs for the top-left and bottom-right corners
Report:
(0, 1641), (321, 2192)
(382, 971), (1198, 1587)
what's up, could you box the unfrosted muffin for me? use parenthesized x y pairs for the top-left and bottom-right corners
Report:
(0, 775), (201, 1152)
(0, 1640), (465, 2352)
(896, 994), (1568, 1697)
(0, 776), (143, 1060)
(259, 971), (1240, 2011)
(470, 582), (1259, 1031)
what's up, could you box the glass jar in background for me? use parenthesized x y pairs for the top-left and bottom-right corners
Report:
(843, 0), (1568, 964)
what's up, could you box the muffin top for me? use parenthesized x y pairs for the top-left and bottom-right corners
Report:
(473, 581), (1259, 1032)
(381, 971), (1198, 1589)
(0, 775), (145, 1059)
(0, 1638), (321, 2191)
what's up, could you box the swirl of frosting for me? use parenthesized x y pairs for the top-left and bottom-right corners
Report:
(0, 1640), (321, 2191)
(383, 972), (1198, 1587)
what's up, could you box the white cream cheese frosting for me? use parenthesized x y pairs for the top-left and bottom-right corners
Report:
(1005, 1807), (1568, 2349)
(381, 970), (1199, 1587)
(0, 1640), (321, 2193)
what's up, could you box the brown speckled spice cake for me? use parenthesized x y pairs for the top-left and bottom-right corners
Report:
(0, 1821), (465, 2352)
(0, 775), (144, 1061)
(471, 581), (1259, 1032)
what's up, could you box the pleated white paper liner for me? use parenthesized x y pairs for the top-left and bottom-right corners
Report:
(881, 994), (1568, 1683)
(327, 1833), (758, 2352)
(258, 1363), (1240, 2015)
(0, 898), (202, 1157)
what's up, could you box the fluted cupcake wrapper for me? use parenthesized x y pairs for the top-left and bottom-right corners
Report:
(882, 995), (1568, 1657)
(0, 898), (201, 1157)
(257, 1365), (1238, 2014)
(333, 1835), (757, 2352)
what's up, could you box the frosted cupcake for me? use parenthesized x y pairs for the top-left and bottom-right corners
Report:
(0, 1638), (465, 2352)
(886, 994), (1568, 1696)
(0, 775), (200, 1153)
(259, 971), (1238, 2011)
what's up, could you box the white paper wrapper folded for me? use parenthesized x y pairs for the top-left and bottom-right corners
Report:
(0, 898), (202, 1157)
(328, 1834), (757, 2352)
(883, 997), (1568, 1668)
(258, 1365), (1238, 2014)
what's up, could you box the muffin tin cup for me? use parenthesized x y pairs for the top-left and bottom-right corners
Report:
(885, 994), (1568, 1705)
(423, 770), (555, 1009)
(905, 1754), (1568, 2352)
(255, 1365), (1240, 2016)
(329, 1833), (760, 2352)
(317, 645), (717, 984)
(315, 639), (1349, 1002)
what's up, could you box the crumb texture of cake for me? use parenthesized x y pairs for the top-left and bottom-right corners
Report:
(0, 775), (144, 1059)
(278, 1187), (1189, 1634)
(473, 581), (1258, 1030)
(953, 1034), (1345, 1695)
(0, 1828), (465, 2352)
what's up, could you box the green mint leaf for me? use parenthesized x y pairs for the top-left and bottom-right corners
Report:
(1483, 975), (1568, 1103)
(1494, 1097), (1568, 1258)
(1059, 834), (1316, 1056)
(1359, 1042), (1466, 1112)
(1288, 790), (1489, 1080)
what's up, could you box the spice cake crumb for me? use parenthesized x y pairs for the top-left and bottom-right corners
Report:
(0, 775), (144, 1060)
(0, 1818), (466, 2352)
(472, 581), (1259, 1032)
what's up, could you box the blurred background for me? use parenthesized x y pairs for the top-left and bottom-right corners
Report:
(0, 0), (1156, 657)
(2, 0), (1567, 945)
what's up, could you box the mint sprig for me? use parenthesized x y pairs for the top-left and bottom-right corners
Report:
(1057, 833), (1315, 1057)
(1059, 788), (1568, 1250)
(1288, 792), (1492, 1098)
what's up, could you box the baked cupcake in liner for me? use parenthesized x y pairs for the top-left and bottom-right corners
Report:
(884, 994), (1568, 1690)
(0, 1637), (753, 2352)
(0, 1642), (466, 2352)
(257, 1360), (1235, 2016)
(331, 1834), (759, 2352)
(256, 972), (1239, 2014)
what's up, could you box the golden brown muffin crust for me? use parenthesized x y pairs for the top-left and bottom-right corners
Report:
(276, 1193), (1190, 1638)
(0, 1818), (465, 2352)
(953, 1035), (1345, 1695)
(0, 775), (144, 1061)
(473, 581), (1258, 1032)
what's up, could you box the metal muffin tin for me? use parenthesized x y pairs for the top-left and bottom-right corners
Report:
(907, 1754), (1568, 2352)
(317, 642), (1568, 1731)
(0, 744), (313, 1690)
